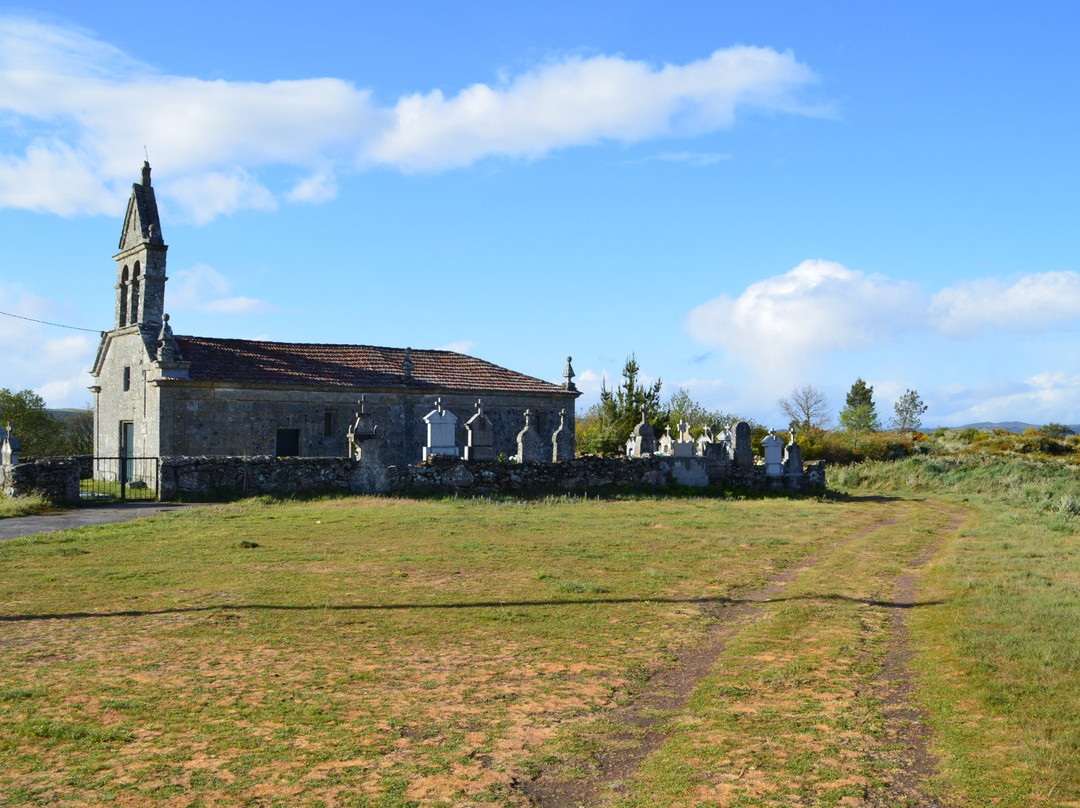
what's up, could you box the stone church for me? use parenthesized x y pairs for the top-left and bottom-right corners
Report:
(90, 164), (579, 466)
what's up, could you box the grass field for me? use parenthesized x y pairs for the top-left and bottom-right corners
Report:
(1, 474), (1077, 806)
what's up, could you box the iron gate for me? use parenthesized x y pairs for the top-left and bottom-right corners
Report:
(80, 457), (160, 503)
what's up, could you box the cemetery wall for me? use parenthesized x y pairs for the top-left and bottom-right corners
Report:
(1, 458), (82, 503)
(156, 454), (824, 500)
(2, 454), (824, 504)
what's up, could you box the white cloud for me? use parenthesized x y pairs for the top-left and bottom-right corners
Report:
(167, 263), (277, 315)
(626, 151), (733, 167)
(685, 259), (924, 371)
(167, 170), (277, 224)
(0, 15), (823, 221)
(370, 47), (821, 171)
(934, 372), (1080, 426)
(930, 271), (1080, 337)
(0, 283), (98, 407)
(287, 170), (338, 204)
(437, 340), (476, 355)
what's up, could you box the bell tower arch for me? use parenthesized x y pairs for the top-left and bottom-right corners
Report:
(114, 161), (167, 330)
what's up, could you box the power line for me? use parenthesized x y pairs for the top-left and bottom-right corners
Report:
(0, 309), (102, 333)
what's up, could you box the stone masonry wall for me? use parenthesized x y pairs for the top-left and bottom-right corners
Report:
(158, 454), (824, 500)
(4, 454), (824, 504)
(1, 459), (82, 503)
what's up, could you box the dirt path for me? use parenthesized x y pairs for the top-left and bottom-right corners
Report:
(521, 501), (966, 807)
(864, 503), (967, 808)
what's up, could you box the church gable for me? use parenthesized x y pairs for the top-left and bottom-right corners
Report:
(117, 163), (164, 252)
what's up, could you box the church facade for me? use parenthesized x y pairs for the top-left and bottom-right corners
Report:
(90, 164), (579, 466)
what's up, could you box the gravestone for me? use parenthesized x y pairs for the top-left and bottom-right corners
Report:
(464, 399), (495, 461)
(551, 409), (573, 463)
(516, 409), (545, 463)
(2, 422), (20, 466)
(696, 425), (714, 457)
(672, 419), (695, 457)
(783, 433), (804, 477)
(627, 409), (656, 458)
(762, 432), (785, 476)
(423, 398), (460, 459)
(657, 424), (675, 456)
(732, 421), (754, 468)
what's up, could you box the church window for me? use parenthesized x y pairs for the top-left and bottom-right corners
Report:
(324, 410), (335, 437)
(119, 267), (129, 326)
(276, 428), (300, 457)
(130, 263), (141, 323)
(123, 366), (131, 391)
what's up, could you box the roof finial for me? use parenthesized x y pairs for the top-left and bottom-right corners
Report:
(141, 159), (151, 187)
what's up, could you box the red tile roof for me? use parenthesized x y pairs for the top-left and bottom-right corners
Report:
(171, 336), (575, 396)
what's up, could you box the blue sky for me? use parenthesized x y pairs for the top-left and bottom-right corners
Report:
(1, 1), (1078, 428)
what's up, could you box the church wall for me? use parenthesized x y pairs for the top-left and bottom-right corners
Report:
(155, 383), (575, 464)
(92, 328), (161, 460)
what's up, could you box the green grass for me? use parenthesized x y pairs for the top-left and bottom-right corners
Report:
(0, 491), (54, 518)
(2, 469), (1078, 805)
(0, 494), (877, 805)
(836, 454), (1080, 806)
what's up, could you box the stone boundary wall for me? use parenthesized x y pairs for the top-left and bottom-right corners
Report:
(158, 454), (824, 500)
(3, 454), (825, 504)
(1, 458), (82, 503)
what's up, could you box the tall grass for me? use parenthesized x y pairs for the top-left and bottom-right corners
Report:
(0, 492), (53, 519)
(834, 454), (1080, 529)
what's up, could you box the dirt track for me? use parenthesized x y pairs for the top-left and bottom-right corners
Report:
(523, 500), (967, 807)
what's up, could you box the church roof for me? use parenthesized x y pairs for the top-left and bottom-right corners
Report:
(169, 336), (575, 396)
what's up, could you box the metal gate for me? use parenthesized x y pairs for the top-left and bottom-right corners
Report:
(80, 457), (160, 503)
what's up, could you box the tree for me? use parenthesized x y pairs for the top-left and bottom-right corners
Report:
(777, 384), (830, 432)
(0, 388), (64, 457)
(663, 388), (739, 439)
(576, 355), (664, 454)
(838, 378), (880, 446)
(58, 408), (94, 455)
(891, 389), (928, 433)
(1043, 422), (1075, 439)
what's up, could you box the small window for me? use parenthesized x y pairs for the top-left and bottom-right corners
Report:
(276, 428), (300, 457)
(122, 366), (131, 391)
(324, 410), (334, 437)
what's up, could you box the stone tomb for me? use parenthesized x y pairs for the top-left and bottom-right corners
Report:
(464, 400), (495, 461)
(516, 409), (545, 463)
(761, 432), (785, 477)
(423, 399), (460, 459)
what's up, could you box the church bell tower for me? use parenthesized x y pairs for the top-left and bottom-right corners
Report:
(113, 161), (168, 331)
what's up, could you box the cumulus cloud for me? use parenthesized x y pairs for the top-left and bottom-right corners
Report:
(167, 264), (277, 315)
(0, 15), (823, 221)
(930, 271), (1080, 337)
(685, 259), (924, 371)
(934, 372), (1080, 425)
(0, 283), (98, 407)
(370, 47), (819, 171)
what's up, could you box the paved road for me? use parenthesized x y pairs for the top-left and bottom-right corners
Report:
(0, 502), (198, 542)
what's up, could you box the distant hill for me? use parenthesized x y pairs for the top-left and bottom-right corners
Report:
(958, 422), (1079, 434)
(48, 408), (91, 424)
